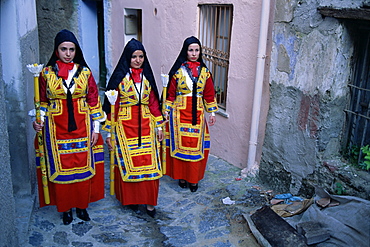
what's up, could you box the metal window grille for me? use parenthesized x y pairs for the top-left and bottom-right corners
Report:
(199, 4), (233, 109)
(344, 23), (370, 165)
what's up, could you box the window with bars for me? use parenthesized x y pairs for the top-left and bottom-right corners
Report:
(199, 4), (233, 110)
(344, 21), (370, 167)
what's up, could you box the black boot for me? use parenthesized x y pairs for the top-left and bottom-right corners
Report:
(146, 208), (156, 218)
(178, 179), (188, 188)
(189, 183), (198, 192)
(76, 208), (91, 221)
(128, 204), (140, 214)
(63, 210), (73, 225)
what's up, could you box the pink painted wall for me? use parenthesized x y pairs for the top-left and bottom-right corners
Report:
(108, 0), (271, 169)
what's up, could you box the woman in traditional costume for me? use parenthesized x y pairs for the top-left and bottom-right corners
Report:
(32, 29), (105, 225)
(162, 36), (218, 192)
(103, 39), (164, 218)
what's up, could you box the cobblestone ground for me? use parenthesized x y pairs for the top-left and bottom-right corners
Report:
(23, 154), (267, 247)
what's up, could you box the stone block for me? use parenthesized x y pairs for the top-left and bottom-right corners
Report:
(297, 221), (330, 245)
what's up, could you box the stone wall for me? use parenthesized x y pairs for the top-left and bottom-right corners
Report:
(260, 0), (370, 199)
(2, 0), (39, 196)
(0, 52), (18, 247)
(36, 0), (78, 65)
(1, 0), (42, 245)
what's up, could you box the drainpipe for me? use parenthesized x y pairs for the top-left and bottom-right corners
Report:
(242, 0), (271, 177)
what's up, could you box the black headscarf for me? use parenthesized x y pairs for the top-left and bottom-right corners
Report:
(168, 36), (207, 82)
(46, 29), (89, 132)
(46, 29), (88, 69)
(167, 36), (209, 125)
(103, 38), (160, 113)
(103, 38), (161, 146)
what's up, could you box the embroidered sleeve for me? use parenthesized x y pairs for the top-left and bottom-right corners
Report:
(39, 71), (48, 103)
(86, 72), (105, 121)
(202, 72), (218, 113)
(162, 76), (177, 114)
(148, 90), (165, 127)
(101, 119), (111, 133)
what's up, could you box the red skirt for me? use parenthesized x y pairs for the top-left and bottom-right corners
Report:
(113, 166), (159, 206)
(164, 149), (209, 184)
(37, 162), (104, 212)
(35, 96), (105, 212)
(111, 105), (161, 205)
(163, 97), (210, 184)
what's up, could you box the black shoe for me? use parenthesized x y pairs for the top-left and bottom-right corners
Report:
(63, 210), (73, 225)
(189, 183), (198, 192)
(178, 179), (188, 188)
(76, 208), (90, 221)
(128, 204), (140, 213)
(146, 208), (156, 218)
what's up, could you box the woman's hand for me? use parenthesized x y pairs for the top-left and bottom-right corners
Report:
(157, 129), (164, 142)
(91, 132), (99, 147)
(105, 137), (114, 151)
(33, 121), (44, 132)
(208, 115), (216, 126)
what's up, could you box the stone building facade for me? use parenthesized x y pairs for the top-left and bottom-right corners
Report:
(260, 0), (370, 200)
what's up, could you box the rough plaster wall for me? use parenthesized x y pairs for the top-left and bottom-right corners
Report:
(0, 1), (39, 245)
(0, 54), (19, 247)
(21, 29), (40, 194)
(7, 29), (39, 195)
(36, 0), (78, 65)
(260, 0), (353, 195)
(2, 0), (38, 195)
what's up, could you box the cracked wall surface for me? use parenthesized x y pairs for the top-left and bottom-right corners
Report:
(259, 0), (370, 199)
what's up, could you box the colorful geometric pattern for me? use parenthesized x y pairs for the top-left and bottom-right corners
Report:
(35, 65), (104, 184)
(102, 75), (164, 132)
(162, 66), (216, 162)
(167, 96), (210, 162)
(102, 74), (163, 182)
(163, 67), (218, 115)
(115, 133), (162, 182)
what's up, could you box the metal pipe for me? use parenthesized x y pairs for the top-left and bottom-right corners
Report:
(242, 0), (271, 176)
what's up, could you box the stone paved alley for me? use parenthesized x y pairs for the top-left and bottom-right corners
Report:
(20, 154), (268, 247)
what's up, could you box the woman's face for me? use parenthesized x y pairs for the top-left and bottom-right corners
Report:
(130, 50), (144, 69)
(57, 42), (76, 63)
(187, 43), (200, 62)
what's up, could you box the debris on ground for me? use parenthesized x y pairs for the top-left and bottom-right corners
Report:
(222, 197), (236, 205)
(269, 193), (314, 218)
(244, 187), (370, 247)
